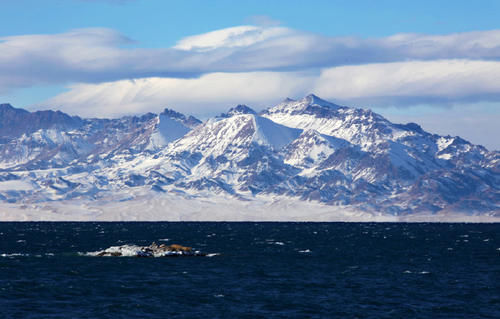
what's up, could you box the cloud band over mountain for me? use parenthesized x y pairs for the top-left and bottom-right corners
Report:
(2, 25), (500, 116)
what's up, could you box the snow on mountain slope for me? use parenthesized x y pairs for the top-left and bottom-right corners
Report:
(147, 108), (201, 150)
(0, 128), (90, 170)
(0, 105), (201, 171)
(283, 129), (348, 168)
(0, 103), (83, 139)
(112, 109), (302, 196)
(0, 96), (498, 220)
(253, 116), (302, 149)
(261, 94), (418, 149)
(261, 94), (493, 180)
(161, 108), (301, 161)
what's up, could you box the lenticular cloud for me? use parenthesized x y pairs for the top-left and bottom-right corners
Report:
(43, 60), (500, 117)
(3, 26), (500, 91)
(4, 26), (500, 116)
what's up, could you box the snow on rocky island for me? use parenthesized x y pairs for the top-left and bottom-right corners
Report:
(86, 242), (209, 257)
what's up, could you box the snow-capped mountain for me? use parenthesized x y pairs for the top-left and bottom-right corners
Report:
(0, 105), (200, 170)
(0, 96), (498, 220)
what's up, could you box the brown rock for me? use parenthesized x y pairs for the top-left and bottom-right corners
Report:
(168, 244), (192, 252)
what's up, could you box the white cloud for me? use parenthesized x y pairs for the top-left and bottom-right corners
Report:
(0, 28), (133, 90)
(314, 60), (500, 106)
(1, 24), (496, 149)
(39, 64), (500, 150)
(4, 25), (500, 150)
(41, 59), (500, 117)
(173, 26), (291, 51)
(42, 72), (314, 118)
(3, 26), (500, 94)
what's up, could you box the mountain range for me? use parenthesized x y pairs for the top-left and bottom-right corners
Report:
(0, 95), (498, 221)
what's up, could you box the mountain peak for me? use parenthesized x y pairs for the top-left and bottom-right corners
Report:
(302, 94), (341, 109)
(160, 108), (201, 128)
(0, 103), (14, 109)
(0, 105), (82, 138)
(160, 108), (186, 120)
(231, 104), (257, 115)
(0, 103), (29, 114)
(219, 104), (257, 118)
(260, 94), (343, 117)
(305, 93), (321, 100)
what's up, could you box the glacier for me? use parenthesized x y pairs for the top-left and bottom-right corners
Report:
(0, 95), (498, 221)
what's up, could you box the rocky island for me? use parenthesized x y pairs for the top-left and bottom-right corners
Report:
(86, 242), (208, 257)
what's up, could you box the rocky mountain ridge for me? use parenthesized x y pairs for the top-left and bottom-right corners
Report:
(0, 95), (498, 218)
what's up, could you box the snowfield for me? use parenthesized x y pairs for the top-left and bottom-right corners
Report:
(0, 190), (498, 222)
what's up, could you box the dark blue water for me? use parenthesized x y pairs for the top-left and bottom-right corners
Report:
(0, 222), (499, 318)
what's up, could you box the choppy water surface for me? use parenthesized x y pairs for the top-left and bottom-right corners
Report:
(1, 222), (499, 318)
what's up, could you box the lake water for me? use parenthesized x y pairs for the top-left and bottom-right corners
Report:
(1, 222), (499, 318)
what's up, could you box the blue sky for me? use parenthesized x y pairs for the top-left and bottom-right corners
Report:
(1, 0), (500, 149)
(3, 0), (500, 41)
